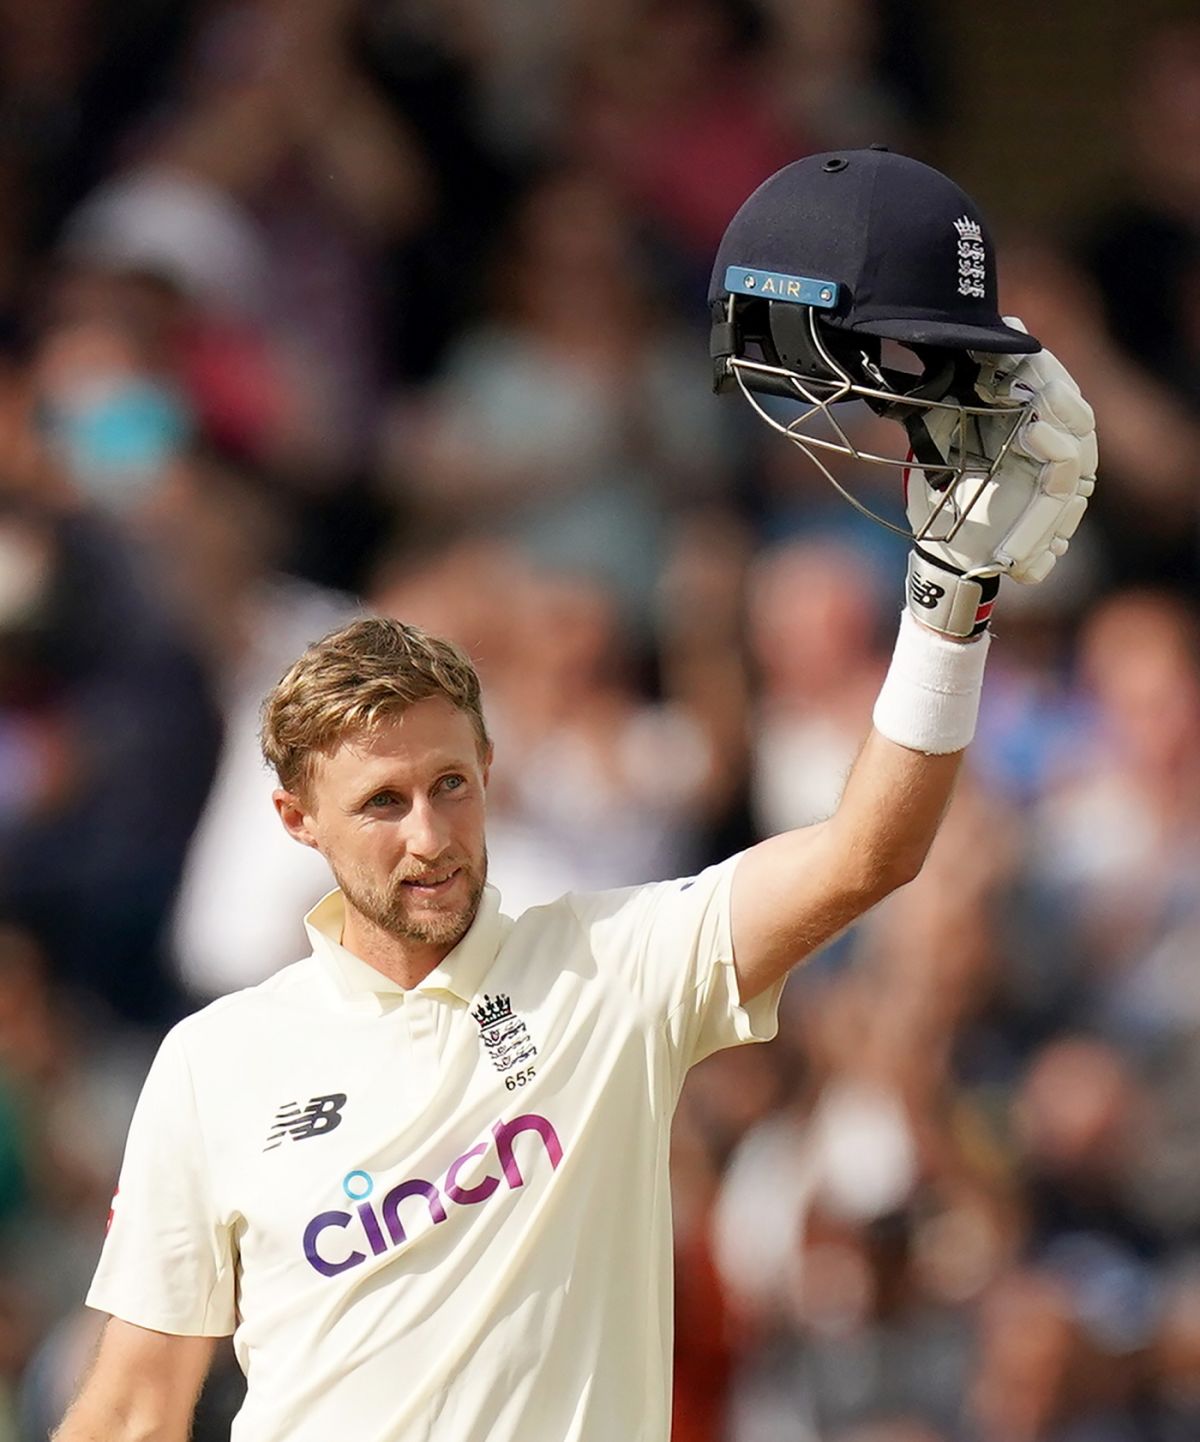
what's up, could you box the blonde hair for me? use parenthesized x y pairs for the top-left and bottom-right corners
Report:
(261, 617), (489, 795)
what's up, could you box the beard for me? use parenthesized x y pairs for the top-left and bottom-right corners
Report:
(333, 848), (488, 950)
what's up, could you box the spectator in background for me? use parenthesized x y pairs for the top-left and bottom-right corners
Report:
(1149, 1261), (1200, 1442)
(744, 538), (887, 838)
(832, 1425), (947, 1442)
(0, 360), (221, 1026)
(1011, 1038), (1163, 1263)
(573, 0), (945, 293)
(574, 0), (799, 284)
(1000, 240), (1200, 589)
(0, 923), (154, 1438)
(0, 0), (200, 304)
(155, 452), (355, 1000)
(1028, 592), (1200, 1050)
(29, 277), (194, 518)
(714, 788), (1023, 1442)
(391, 167), (730, 633)
(966, 1262), (1149, 1442)
(60, 0), (430, 488)
(1079, 17), (1200, 413)
(670, 1099), (736, 1442)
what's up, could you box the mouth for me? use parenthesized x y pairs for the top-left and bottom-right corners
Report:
(400, 868), (461, 898)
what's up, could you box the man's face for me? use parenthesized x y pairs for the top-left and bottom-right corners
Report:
(277, 697), (491, 951)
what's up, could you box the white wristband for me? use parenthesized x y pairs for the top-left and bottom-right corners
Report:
(872, 609), (991, 755)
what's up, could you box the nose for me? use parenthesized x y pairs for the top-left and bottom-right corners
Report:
(402, 794), (451, 863)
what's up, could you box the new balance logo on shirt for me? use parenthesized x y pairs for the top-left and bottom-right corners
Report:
(264, 1094), (348, 1150)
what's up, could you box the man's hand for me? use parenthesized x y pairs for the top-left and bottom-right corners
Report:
(904, 320), (1097, 637)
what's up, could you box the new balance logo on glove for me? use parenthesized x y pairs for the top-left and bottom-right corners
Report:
(908, 576), (946, 610)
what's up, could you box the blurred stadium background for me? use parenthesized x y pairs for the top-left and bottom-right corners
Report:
(1, 0), (1199, 1438)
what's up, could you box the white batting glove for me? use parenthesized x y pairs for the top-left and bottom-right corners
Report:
(904, 319), (1097, 638)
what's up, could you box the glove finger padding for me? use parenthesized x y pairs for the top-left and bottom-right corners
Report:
(1034, 378), (1095, 438)
(1021, 418), (1079, 463)
(1077, 432), (1099, 482)
(906, 322), (1097, 586)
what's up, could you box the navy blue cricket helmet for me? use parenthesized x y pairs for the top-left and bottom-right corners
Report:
(709, 147), (1040, 530)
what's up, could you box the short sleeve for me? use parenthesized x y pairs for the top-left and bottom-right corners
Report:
(86, 1026), (236, 1336)
(567, 854), (784, 1083)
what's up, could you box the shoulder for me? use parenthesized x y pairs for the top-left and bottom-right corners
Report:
(561, 859), (740, 932)
(506, 886), (647, 943)
(506, 862), (737, 963)
(493, 890), (648, 985)
(165, 958), (325, 1058)
(501, 893), (592, 952)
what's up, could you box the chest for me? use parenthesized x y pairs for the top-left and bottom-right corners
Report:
(197, 976), (656, 1294)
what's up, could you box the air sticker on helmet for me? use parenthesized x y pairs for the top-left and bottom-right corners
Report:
(723, 268), (839, 308)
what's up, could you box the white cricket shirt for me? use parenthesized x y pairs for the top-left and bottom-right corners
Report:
(88, 856), (782, 1442)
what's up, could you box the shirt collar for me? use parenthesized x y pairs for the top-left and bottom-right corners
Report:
(304, 885), (507, 1006)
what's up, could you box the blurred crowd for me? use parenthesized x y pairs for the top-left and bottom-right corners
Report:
(0, 1), (1199, 1439)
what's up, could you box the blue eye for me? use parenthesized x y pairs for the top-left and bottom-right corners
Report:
(366, 792), (395, 808)
(440, 774), (466, 793)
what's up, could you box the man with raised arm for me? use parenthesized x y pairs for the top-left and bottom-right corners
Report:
(57, 149), (1095, 1442)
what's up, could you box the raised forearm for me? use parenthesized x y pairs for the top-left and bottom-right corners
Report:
(731, 604), (987, 1000)
(730, 729), (963, 999)
(825, 726), (964, 895)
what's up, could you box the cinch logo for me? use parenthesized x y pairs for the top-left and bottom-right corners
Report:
(302, 1112), (563, 1278)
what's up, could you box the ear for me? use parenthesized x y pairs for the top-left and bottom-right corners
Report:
(273, 789), (321, 851)
(481, 742), (494, 788)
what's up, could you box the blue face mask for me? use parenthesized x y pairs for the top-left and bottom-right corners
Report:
(42, 380), (193, 508)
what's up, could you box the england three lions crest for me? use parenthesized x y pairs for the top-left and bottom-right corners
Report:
(953, 215), (986, 299)
(471, 993), (538, 1074)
